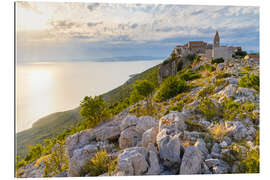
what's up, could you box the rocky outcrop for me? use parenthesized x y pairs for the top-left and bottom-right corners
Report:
(179, 146), (203, 174)
(117, 147), (149, 175)
(119, 115), (158, 149)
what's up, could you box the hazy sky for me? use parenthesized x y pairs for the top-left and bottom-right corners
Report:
(16, 2), (259, 62)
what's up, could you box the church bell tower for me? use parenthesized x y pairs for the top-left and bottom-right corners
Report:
(213, 31), (220, 48)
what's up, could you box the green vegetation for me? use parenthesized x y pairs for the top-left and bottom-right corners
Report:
(132, 80), (154, 106)
(186, 54), (196, 62)
(84, 150), (117, 176)
(16, 108), (82, 158)
(234, 49), (247, 58)
(156, 75), (188, 101)
(43, 141), (69, 177)
(211, 57), (224, 64)
(178, 70), (201, 81)
(198, 98), (220, 121)
(222, 98), (241, 121)
(80, 96), (111, 128)
(198, 85), (215, 99)
(238, 72), (259, 91)
(202, 64), (216, 72)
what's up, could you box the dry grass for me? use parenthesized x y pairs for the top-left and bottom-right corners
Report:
(209, 123), (230, 142)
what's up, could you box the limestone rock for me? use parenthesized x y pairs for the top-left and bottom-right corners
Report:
(68, 143), (98, 176)
(146, 143), (161, 175)
(142, 126), (159, 148)
(180, 146), (203, 174)
(136, 116), (158, 134)
(120, 115), (138, 131)
(156, 129), (181, 165)
(118, 147), (149, 175)
(119, 127), (141, 149)
(66, 129), (96, 158)
(194, 138), (209, 158)
(159, 111), (185, 133)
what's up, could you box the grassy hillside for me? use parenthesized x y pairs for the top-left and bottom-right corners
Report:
(16, 63), (161, 158)
(16, 108), (82, 158)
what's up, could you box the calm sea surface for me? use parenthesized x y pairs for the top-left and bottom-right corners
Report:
(16, 60), (162, 132)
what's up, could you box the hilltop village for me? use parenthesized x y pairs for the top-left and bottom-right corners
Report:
(17, 31), (259, 177)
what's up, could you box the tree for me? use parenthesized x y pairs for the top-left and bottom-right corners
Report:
(156, 75), (187, 101)
(80, 96), (111, 128)
(132, 80), (155, 107)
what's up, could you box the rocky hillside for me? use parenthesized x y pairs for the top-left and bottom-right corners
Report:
(16, 53), (259, 177)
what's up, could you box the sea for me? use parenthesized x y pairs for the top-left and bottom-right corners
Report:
(16, 60), (162, 132)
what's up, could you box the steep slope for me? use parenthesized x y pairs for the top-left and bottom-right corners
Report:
(16, 63), (161, 158)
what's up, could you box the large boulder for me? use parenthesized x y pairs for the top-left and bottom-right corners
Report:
(118, 147), (149, 175)
(120, 115), (138, 131)
(156, 129), (182, 166)
(119, 115), (158, 149)
(146, 143), (161, 175)
(142, 126), (159, 148)
(180, 146), (203, 174)
(119, 127), (141, 149)
(68, 143), (98, 176)
(66, 129), (96, 158)
(159, 111), (185, 133)
(136, 116), (158, 134)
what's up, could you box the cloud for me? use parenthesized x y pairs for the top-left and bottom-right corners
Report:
(87, 3), (100, 11)
(49, 20), (80, 30)
(191, 9), (204, 15)
(87, 22), (103, 27)
(16, 2), (42, 14)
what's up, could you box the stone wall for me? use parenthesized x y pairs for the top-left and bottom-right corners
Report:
(212, 47), (234, 60)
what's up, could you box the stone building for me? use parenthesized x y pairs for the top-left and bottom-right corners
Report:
(174, 31), (241, 60)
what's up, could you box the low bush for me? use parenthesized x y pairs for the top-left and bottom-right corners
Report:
(85, 149), (117, 176)
(43, 142), (69, 177)
(202, 64), (216, 72)
(211, 57), (224, 64)
(216, 71), (231, 79)
(156, 75), (188, 101)
(198, 85), (215, 99)
(199, 98), (220, 121)
(222, 98), (241, 121)
(179, 70), (201, 81)
(238, 72), (259, 91)
(242, 148), (259, 173)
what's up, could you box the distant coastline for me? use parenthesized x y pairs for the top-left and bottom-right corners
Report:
(17, 56), (166, 64)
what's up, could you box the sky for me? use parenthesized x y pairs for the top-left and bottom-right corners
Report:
(16, 1), (259, 62)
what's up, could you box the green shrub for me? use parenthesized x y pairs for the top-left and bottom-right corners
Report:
(211, 58), (224, 64)
(16, 159), (27, 169)
(222, 98), (241, 121)
(80, 96), (111, 128)
(242, 148), (259, 173)
(238, 73), (259, 91)
(176, 61), (183, 71)
(156, 76), (188, 101)
(167, 100), (185, 112)
(202, 64), (216, 72)
(199, 98), (220, 121)
(186, 54), (197, 62)
(198, 85), (215, 99)
(216, 72), (231, 79)
(24, 144), (43, 163)
(85, 149), (117, 176)
(43, 141), (69, 177)
(179, 70), (201, 81)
